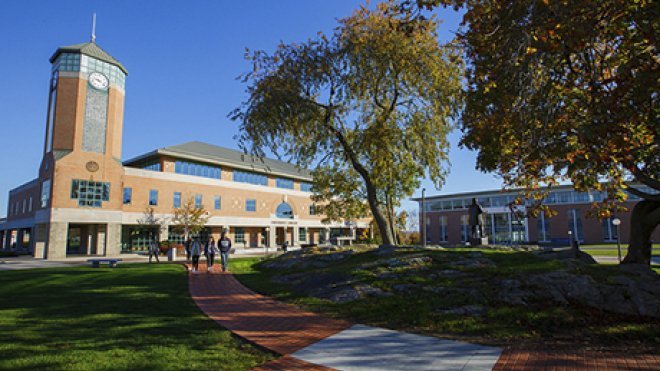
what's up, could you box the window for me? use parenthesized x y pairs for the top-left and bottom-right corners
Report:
(123, 187), (132, 205)
(195, 194), (203, 208)
(602, 217), (618, 242)
(537, 212), (551, 242)
(149, 190), (158, 206)
(142, 160), (161, 172)
(41, 179), (51, 208)
(214, 195), (221, 210)
(438, 216), (448, 242)
(233, 170), (268, 186)
(45, 70), (58, 153)
(174, 160), (221, 179)
(568, 209), (584, 241)
(173, 192), (181, 208)
(299, 227), (307, 242)
(235, 227), (245, 243)
(301, 182), (313, 192)
(309, 204), (316, 215)
(246, 199), (256, 212)
(276, 177), (294, 189)
(70, 179), (110, 207)
(276, 202), (293, 218)
(22, 199), (26, 213)
(28, 197), (32, 212)
(460, 215), (470, 242)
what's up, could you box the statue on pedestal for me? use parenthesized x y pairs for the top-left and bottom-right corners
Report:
(468, 198), (488, 245)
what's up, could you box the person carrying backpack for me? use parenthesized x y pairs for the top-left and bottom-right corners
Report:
(205, 236), (219, 272)
(191, 237), (202, 272)
(218, 231), (232, 272)
(148, 235), (160, 264)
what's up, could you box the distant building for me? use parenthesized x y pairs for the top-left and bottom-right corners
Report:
(415, 185), (659, 245)
(0, 40), (368, 259)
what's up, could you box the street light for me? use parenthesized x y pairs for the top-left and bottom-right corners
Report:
(264, 227), (270, 256)
(421, 188), (426, 248)
(612, 218), (622, 263)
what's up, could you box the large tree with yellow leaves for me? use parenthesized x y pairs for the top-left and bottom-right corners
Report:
(406, 0), (659, 264)
(231, 1), (463, 245)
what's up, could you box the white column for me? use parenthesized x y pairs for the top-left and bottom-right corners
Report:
(269, 225), (277, 249)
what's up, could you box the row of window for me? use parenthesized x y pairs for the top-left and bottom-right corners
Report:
(52, 54), (126, 89)
(175, 160), (221, 179)
(8, 197), (34, 217)
(71, 180), (110, 207)
(426, 210), (621, 244)
(423, 186), (659, 212)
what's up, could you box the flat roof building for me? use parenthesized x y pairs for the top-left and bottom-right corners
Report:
(0, 40), (367, 259)
(415, 185), (659, 246)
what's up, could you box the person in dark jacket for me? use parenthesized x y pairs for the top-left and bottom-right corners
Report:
(218, 232), (232, 272)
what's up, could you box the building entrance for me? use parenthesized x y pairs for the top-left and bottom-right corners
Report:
(67, 224), (107, 256)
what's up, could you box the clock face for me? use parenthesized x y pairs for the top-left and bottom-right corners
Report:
(88, 72), (109, 90)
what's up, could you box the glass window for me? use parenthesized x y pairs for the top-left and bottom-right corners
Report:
(276, 177), (294, 189)
(142, 160), (161, 172)
(246, 199), (256, 212)
(173, 192), (181, 208)
(276, 202), (294, 219)
(28, 197), (32, 212)
(301, 182), (313, 192)
(123, 187), (132, 205)
(452, 199), (464, 209)
(573, 191), (591, 203)
(149, 190), (158, 206)
(195, 194), (203, 208)
(556, 191), (573, 204)
(233, 170), (268, 186)
(214, 195), (221, 210)
(568, 209), (584, 241)
(491, 196), (508, 207)
(299, 227), (307, 242)
(438, 216), (448, 242)
(602, 217), (618, 241)
(235, 227), (245, 243)
(460, 215), (469, 242)
(309, 204), (316, 215)
(174, 160), (221, 179)
(70, 179), (110, 207)
(477, 197), (491, 207)
(537, 212), (551, 242)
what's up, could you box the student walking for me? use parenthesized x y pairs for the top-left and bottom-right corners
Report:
(219, 232), (232, 272)
(185, 237), (192, 263)
(148, 236), (160, 263)
(205, 237), (219, 272)
(191, 237), (202, 272)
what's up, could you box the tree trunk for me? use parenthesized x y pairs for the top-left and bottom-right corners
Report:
(622, 200), (660, 265)
(365, 180), (395, 245)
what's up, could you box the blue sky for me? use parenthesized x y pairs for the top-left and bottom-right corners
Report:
(0, 0), (501, 217)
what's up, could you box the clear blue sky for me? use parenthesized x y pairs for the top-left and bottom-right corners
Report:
(0, 0), (501, 217)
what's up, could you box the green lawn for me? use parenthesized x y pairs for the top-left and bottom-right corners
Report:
(581, 244), (659, 257)
(231, 251), (660, 350)
(0, 263), (274, 370)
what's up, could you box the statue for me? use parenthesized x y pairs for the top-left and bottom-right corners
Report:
(468, 198), (488, 245)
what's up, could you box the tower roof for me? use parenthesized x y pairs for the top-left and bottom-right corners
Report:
(50, 42), (128, 75)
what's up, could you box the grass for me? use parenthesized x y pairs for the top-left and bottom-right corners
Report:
(231, 249), (660, 351)
(0, 263), (274, 370)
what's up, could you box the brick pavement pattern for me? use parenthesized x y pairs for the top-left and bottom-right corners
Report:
(253, 355), (335, 371)
(494, 348), (660, 370)
(188, 262), (351, 356)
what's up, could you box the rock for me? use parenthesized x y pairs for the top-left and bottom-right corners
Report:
(436, 269), (465, 278)
(376, 245), (398, 256)
(436, 305), (487, 316)
(387, 255), (433, 268)
(497, 279), (529, 306)
(392, 283), (417, 293)
(317, 250), (354, 262)
(327, 288), (362, 303)
(451, 258), (496, 269)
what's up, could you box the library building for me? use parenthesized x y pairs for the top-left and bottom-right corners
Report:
(0, 40), (368, 260)
(416, 186), (660, 246)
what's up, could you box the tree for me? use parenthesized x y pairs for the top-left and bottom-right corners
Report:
(231, 0), (463, 245)
(408, 0), (659, 264)
(137, 206), (166, 241)
(171, 197), (210, 241)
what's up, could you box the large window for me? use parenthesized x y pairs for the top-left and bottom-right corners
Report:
(142, 160), (161, 172)
(537, 212), (551, 242)
(460, 215), (469, 242)
(246, 199), (256, 212)
(173, 192), (181, 208)
(276, 202), (294, 219)
(214, 195), (221, 210)
(123, 187), (132, 205)
(195, 194), (203, 208)
(41, 180), (51, 208)
(175, 160), (221, 179)
(233, 170), (268, 186)
(568, 209), (584, 242)
(438, 216), (448, 242)
(235, 227), (245, 244)
(149, 190), (158, 206)
(45, 70), (58, 153)
(70, 180), (110, 207)
(276, 177), (294, 189)
(300, 182), (313, 192)
(299, 227), (307, 242)
(602, 217), (618, 242)
(309, 204), (316, 215)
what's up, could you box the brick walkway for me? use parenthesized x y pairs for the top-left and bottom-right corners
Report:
(188, 263), (659, 370)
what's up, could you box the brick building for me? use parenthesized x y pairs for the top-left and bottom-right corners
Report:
(0, 40), (367, 259)
(415, 185), (659, 246)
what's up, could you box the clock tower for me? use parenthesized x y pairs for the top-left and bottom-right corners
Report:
(34, 40), (128, 259)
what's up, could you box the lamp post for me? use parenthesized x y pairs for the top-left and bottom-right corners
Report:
(612, 218), (622, 263)
(421, 188), (426, 248)
(264, 227), (270, 256)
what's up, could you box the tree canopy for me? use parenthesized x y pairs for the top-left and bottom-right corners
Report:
(171, 197), (209, 240)
(407, 0), (659, 263)
(231, 0), (463, 245)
